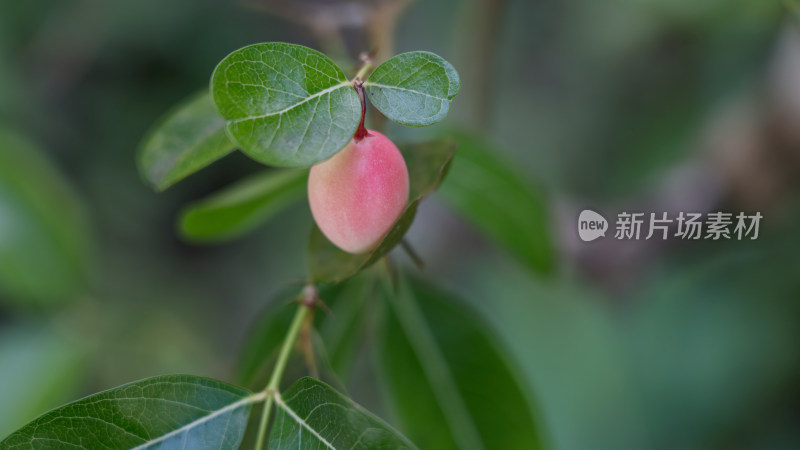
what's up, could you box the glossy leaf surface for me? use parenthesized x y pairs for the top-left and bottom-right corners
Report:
(211, 43), (361, 167)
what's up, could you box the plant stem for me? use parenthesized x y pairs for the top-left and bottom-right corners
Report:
(354, 60), (373, 82)
(352, 58), (373, 142)
(254, 299), (313, 450)
(268, 304), (311, 391)
(254, 395), (274, 450)
(353, 81), (369, 141)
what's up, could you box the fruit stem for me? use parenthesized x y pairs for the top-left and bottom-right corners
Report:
(352, 55), (373, 142)
(353, 80), (369, 142)
(253, 286), (316, 450)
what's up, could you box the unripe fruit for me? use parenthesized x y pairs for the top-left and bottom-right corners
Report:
(308, 130), (409, 254)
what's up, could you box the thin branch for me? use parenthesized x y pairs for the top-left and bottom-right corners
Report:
(254, 287), (316, 450)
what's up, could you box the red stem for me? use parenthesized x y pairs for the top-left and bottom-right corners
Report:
(353, 80), (369, 141)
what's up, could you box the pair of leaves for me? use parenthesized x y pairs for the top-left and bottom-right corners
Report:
(1, 374), (413, 449)
(138, 44), (460, 190)
(3, 273), (544, 449)
(236, 273), (544, 450)
(211, 43), (460, 168)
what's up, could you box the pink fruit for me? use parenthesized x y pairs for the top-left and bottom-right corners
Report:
(308, 130), (409, 254)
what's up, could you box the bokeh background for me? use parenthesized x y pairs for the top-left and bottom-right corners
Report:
(1, 0), (798, 449)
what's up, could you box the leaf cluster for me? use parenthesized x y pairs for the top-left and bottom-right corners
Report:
(2, 42), (551, 449)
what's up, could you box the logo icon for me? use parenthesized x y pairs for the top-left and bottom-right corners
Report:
(578, 209), (607, 242)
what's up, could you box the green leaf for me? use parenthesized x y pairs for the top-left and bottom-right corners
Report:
(268, 377), (416, 449)
(455, 260), (646, 449)
(178, 169), (308, 243)
(0, 375), (259, 449)
(307, 139), (456, 284)
(365, 51), (460, 127)
(0, 129), (91, 306)
(438, 130), (555, 273)
(137, 92), (235, 191)
(377, 276), (543, 450)
(211, 43), (361, 168)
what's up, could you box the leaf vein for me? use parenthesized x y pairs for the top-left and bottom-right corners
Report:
(229, 82), (350, 124)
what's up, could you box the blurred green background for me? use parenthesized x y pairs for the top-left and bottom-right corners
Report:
(1, 0), (798, 449)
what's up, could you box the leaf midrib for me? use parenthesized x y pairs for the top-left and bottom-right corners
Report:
(229, 81), (351, 124)
(364, 82), (449, 101)
(389, 282), (486, 450)
(274, 393), (336, 450)
(167, 118), (229, 169)
(130, 391), (265, 449)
